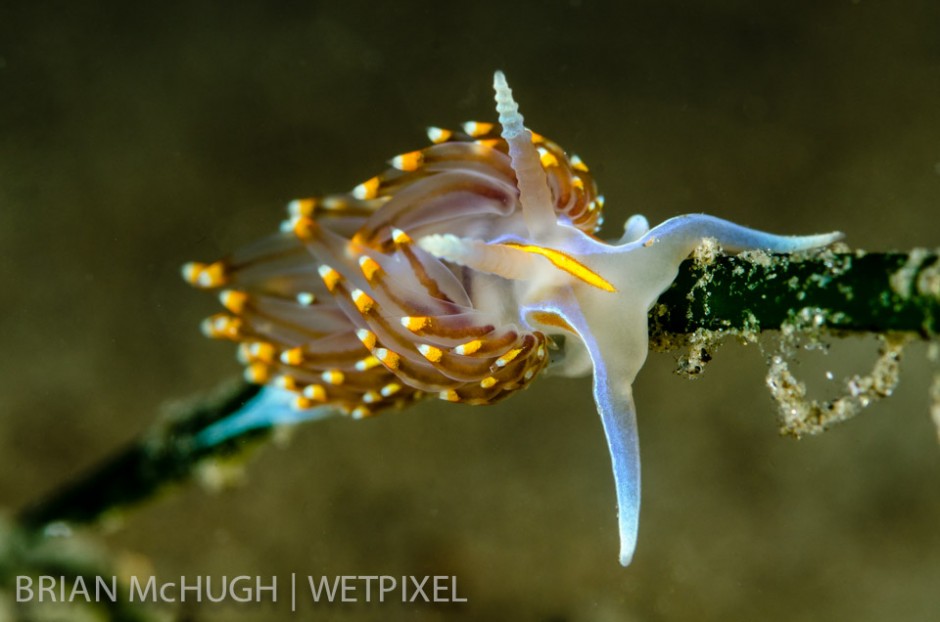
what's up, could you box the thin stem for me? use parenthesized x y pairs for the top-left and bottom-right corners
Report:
(651, 250), (938, 341)
(18, 381), (266, 529)
(18, 250), (939, 530)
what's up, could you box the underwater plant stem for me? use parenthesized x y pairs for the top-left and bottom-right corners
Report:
(17, 250), (939, 530)
(650, 250), (939, 342)
(18, 382), (266, 529)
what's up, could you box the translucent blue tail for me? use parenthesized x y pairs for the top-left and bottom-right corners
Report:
(195, 386), (337, 448)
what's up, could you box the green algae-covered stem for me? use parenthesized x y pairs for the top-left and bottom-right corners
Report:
(18, 250), (939, 530)
(18, 382), (266, 529)
(650, 250), (939, 342)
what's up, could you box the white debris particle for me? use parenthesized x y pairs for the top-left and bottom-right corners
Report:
(674, 328), (721, 378)
(739, 248), (774, 268)
(765, 334), (907, 437)
(195, 459), (247, 492)
(916, 253), (940, 298)
(889, 247), (930, 298)
(684, 239), (722, 322)
(691, 237), (721, 267)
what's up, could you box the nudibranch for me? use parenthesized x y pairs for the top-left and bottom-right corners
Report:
(183, 71), (841, 565)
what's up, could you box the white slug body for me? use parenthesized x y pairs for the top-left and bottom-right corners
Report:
(184, 70), (842, 566)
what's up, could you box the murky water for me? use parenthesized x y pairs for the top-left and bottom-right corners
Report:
(2, 2), (939, 620)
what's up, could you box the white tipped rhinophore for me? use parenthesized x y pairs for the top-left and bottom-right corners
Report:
(493, 71), (557, 238)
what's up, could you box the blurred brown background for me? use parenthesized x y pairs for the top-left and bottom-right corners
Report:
(2, 1), (939, 620)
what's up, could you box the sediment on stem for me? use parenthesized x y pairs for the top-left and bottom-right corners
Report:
(18, 248), (940, 530)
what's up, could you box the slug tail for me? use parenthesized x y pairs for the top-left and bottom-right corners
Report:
(195, 386), (337, 448)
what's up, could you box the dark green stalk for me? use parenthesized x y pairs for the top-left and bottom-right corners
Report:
(18, 382), (266, 529)
(651, 250), (938, 342)
(18, 250), (939, 530)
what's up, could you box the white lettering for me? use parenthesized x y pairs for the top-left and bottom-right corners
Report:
(452, 575), (467, 602)
(409, 575), (429, 602)
(159, 580), (176, 603)
(229, 576), (251, 603)
(205, 576), (226, 603)
(308, 575), (340, 602)
(96, 576), (117, 602)
(340, 576), (357, 602)
(69, 576), (90, 602)
(433, 575), (448, 601)
(180, 576), (201, 602)
(360, 575), (377, 601)
(256, 575), (277, 602)
(379, 575), (396, 602)
(38, 576), (57, 602)
(129, 576), (157, 602)
(16, 576), (33, 602)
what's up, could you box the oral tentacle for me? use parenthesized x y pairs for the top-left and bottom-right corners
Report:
(565, 214), (843, 319)
(642, 214), (843, 261)
(416, 233), (538, 280)
(528, 294), (645, 566)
